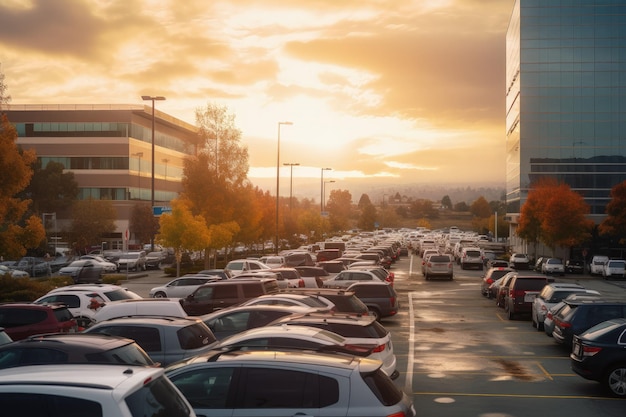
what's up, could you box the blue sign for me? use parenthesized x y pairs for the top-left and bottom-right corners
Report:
(153, 206), (172, 216)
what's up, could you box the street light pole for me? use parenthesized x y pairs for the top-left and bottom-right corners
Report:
(324, 180), (335, 212)
(283, 162), (299, 210)
(142, 95), (166, 251)
(276, 121), (293, 253)
(320, 167), (332, 213)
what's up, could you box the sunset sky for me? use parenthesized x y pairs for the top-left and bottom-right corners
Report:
(0, 0), (513, 196)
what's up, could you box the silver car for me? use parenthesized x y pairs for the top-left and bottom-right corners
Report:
(531, 282), (587, 330)
(149, 276), (217, 298)
(165, 349), (415, 417)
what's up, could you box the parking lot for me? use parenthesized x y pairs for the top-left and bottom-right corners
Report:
(123, 256), (626, 416)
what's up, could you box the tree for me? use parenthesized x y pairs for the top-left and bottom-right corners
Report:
(325, 189), (352, 232)
(18, 161), (79, 215)
(130, 203), (159, 247)
(599, 181), (626, 243)
(454, 201), (469, 212)
(0, 114), (45, 259)
(69, 197), (116, 253)
(357, 193), (372, 209)
(470, 196), (492, 218)
(441, 195), (452, 210)
(517, 178), (593, 255)
(357, 202), (377, 230)
(157, 199), (212, 277)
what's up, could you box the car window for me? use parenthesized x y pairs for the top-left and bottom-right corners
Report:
(0, 309), (48, 327)
(362, 368), (404, 406)
(194, 286), (214, 300)
(239, 368), (339, 408)
(94, 326), (162, 353)
(0, 393), (102, 416)
(85, 344), (154, 366)
(103, 289), (137, 301)
(125, 375), (192, 417)
(177, 323), (216, 350)
(169, 367), (235, 409)
(53, 308), (73, 323)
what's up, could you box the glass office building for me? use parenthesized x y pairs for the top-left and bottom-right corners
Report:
(506, 0), (626, 229)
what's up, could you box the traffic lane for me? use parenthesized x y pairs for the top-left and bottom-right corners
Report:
(389, 259), (626, 416)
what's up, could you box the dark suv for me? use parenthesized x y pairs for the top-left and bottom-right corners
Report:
(181, 278), (279, 315)
(0, 304), (77, 341)
(347, 281), (399, 321)
(0, 333), (155, 369)
(552, 299), (626, 346)
(504, 275), (550, 320)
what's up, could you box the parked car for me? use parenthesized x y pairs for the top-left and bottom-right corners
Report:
(45, 283), (142, 301)
(165, 349), (415, 417)
(424, 254), (454, 280)
(0, 303), (77, 341)
(0, 364), (196, 417)
(268, 312), (399, 379)
(541, 258), (565, 276)
(58, 259), (103, 284)
(0, 265), (29, 278)
(282, 251), (315, 267)
(602, 259), (626, 279)
(534, 256), (547, 272)
(552, 298), (626, 346)
(565, 259), (585, 274)
(258, 255), (285, 268)
(504, 274), (550, 320)
(509, 253), (530, 270)
(239, 293), (334, 311)
(200, 304), (317, 340)
(346, 281), (399, 321)
(589, 255), (610, 275)
(570, 318), (626, 398)
(14, 257), (51, 277)
(196, 269), (232, 280)
(530, 282), (587, 330)
(145, 251), (168, 269)
(323, 269), (384, 289)
(0, 328), (12, 346)
(149, 276), (218, 298)
(92, 298), (187, 324)
(292, 266), (326, 287)
(117, 251), (147, 271)
(181, 278), (279, 316)
(280, 288), (371, 317)
(0, 333), (155, 369)
(481, 267), (515, 297)
(268, 267), (305, 288)
(86, 316), (218, 366)
(224, 259), (271, 276)
(543, 291), (603, 337)
(460, 247), (484, 270)
(349, 265), (394, 285)
(79, 255), (118, 272)
(495, 272), (517, 308)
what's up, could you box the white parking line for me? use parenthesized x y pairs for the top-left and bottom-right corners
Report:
(405, 291), (416, 393)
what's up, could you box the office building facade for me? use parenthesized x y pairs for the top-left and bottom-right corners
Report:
(5, 104), (197, 248)
(506, 0), (626, 251)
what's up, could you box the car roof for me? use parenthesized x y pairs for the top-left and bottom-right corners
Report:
(272, 312), (376, 325)
(3, 333), (135, 349)
(91, 315), (203, 326)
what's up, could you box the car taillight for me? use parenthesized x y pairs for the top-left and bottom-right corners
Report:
(387, 412), (407, 417)
(372, 343), (386, 353)
(298, 279), (305, 288)
(546, 311), (553, 319)
(344, 344), (373, 354)
(486, 278), (494, 285)
(555, 319), (571, 328)
(582, 345), (602, 357)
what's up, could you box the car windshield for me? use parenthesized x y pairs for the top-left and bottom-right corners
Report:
(104, 289), (139, 301)
(125, 375), (191, 417)
(177, 323), (217, 350)
(85, 343), (155, 366)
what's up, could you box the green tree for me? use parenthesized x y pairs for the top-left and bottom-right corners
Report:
(470, 196), (492, 218)
(69, 197), (116, 253)
(130, 203), (159, 247)
(0, 114), (46, 259)
(599, 181), (626, 243)
(19, 161), (79, 215)
(326, 189), (352, 232)
(357, 202), (377, 230)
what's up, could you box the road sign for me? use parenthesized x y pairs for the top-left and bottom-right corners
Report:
(152, 206), (172, 216)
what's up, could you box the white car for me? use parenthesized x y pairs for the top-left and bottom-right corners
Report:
(322, 269), (384, 289)
(92, 299), (188, 324)
(117, 251), (147, 271)
(224, 259), (270, 276)
(258, 256), (286, 268)
(79, 255), (118, 272)
(0, 265), (29, 278)
(239, 293), (334, 311)
(541, 258), (565, 276)
(0, 364), (196, 417)
(149, 276), (217, 298)
(509, 253), (531, 269)
(602, 259), (626, 279)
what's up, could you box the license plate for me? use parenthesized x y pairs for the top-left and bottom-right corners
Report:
(524, 293), (536, 302)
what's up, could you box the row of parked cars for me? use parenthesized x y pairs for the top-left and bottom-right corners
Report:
(0, 268), (412, 416)
(480, 267), (626, 397)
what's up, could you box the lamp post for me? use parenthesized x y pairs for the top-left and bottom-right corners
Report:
(132, 152), (143, 199)
(320, 167), (332, 213)
(141, 95), (166, 251)
(382, 194), (387, 229)
(283, 162), (299, 210)
(323, 180), (335, 212)
(275, 121), (293, 253)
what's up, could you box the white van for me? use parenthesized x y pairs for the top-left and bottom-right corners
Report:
(92, 298), (187, 323)
(589, 255), (609, 275)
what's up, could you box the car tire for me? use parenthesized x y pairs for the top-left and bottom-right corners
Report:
(604, 364), (626, 398)
(368, 308), (381, 321)
(154, 291), (167, 298)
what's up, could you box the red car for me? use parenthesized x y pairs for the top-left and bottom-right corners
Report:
(0, 303), (77, 340)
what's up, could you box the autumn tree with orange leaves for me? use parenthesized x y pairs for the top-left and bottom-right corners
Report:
(599, 181), (626, 243)
(517, 178), (593, 256)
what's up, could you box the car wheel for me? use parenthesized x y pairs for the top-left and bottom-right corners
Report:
(368, 308), (381, 321)
(154, 291), (167, 298)
(604, 364), (626, 398)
